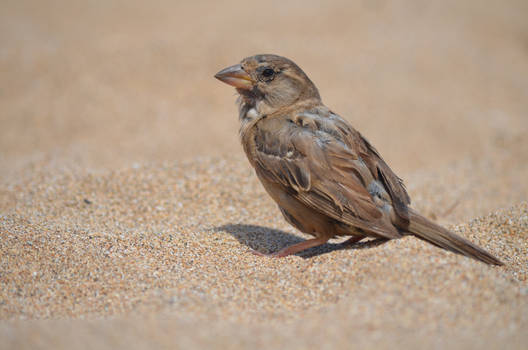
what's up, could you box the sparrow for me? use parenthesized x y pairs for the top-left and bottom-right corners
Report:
(215, 54), (503, 265)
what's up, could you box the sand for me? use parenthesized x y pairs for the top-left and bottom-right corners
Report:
(1, 1), (527, 349)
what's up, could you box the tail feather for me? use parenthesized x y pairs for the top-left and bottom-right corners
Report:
(406, 210), (503, 266)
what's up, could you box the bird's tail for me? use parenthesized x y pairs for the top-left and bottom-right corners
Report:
(405, 209), (503, 266)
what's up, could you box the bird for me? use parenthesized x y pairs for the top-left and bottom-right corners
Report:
(214, 54), (503, 265)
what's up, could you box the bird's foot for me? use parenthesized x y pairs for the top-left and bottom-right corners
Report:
(250, 237), (330, 258)
(250, 249), (282, 258)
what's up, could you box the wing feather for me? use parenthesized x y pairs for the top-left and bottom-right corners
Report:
(253, 114), (402, 239)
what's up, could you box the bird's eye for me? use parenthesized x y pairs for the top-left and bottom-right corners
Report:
(262, 68), (274, 77)
(260, 68), (275, 81)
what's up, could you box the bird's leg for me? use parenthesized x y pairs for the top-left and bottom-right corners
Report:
(252, 236), (330, 258)
(341, 235), (366, 246)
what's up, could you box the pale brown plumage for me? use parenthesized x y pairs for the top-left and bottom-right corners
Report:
(215, 54), (503, 265)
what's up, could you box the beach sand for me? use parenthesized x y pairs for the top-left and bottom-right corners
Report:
(1, 1), (527, 348)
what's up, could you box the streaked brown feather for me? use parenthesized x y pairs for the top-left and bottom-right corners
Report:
(252, 112), (401, 239)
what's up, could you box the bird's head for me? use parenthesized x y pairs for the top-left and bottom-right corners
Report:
(215, 54), (320, 114)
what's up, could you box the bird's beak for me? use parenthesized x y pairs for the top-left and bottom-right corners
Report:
(214, 64), (253, 90)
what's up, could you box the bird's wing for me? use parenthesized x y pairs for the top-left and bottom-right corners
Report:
(252, 112), (402, 238)
(333, 114), (411, 220)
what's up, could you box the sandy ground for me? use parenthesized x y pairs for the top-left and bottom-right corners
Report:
(1, 0), (528, 349)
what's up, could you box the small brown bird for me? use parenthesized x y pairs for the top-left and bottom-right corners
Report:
(215, 54), (503, 265)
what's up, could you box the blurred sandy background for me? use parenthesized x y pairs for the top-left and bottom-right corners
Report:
(1, 0), (527, 349)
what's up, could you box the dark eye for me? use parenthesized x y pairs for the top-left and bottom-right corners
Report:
(262, 68), (274, 77)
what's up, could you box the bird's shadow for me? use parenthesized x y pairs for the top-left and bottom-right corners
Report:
(214, 224), (388, 258)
